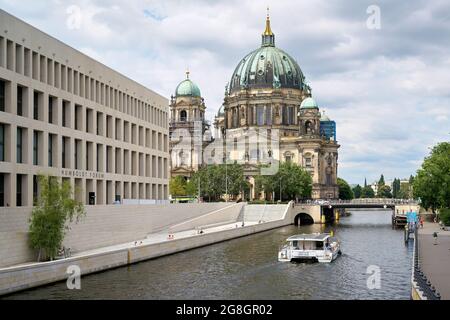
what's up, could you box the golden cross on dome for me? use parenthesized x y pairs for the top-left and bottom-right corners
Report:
(264, 6), (273, 36)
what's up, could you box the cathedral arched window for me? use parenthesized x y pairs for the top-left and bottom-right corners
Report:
(256, 105), (264, 126)
(284, 151), (292, 163)
(304, 153), (312, 168)
(305, 121), (312, 134)
(180, 110), (187, 122)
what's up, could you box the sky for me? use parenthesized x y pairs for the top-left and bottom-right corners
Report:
(1, 0), (449, 185)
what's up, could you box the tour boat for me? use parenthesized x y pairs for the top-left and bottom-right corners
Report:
(278, 233), (341, 263)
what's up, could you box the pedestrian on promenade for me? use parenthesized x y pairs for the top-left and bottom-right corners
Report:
(433, 232), (438, 245)
(419, 216), (424, 228)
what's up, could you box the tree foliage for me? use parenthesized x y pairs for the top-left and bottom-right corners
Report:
(337, 178), (354, 200)
(440, 208), (450, 226)
(28, 175), (85, 261)
(413, 142), (450, 212)
(169, 176), (187, 197)
(186, 164), (250, 201)
(361, 185), (375, 198)
(352, 184), (362, 198)
(255, 162), (312, 201)
(377, 185), (392, 198)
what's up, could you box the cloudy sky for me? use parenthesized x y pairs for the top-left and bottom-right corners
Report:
(1, 0), (449, 185)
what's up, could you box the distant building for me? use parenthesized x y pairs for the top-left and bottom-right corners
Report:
(170, 12), (340, 200)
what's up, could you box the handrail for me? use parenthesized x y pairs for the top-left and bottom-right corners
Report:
(412, 228), (441, 300)
(295, 199), (419, 206)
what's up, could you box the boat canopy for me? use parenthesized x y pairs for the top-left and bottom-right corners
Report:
(286, 233), (330, 242)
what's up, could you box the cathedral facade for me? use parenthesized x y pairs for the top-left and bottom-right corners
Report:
(170, 13), (339, 200)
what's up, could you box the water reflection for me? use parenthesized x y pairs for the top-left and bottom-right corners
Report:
(3, 210), (413, 300)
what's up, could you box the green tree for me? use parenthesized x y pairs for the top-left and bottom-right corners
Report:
(378, 174), (385, 188)
(256, 162), (312, 201)
(352, 184), (362, 198)
(413, 142), (450, 212)
(337, 178), (354, 200)
(186, 164), (249, 201)
(169, 176), (187, 197)
(440, 208), (450, 226)
(361, 185), (375, 198)
(378, 185), (392, 198)
(29, 175), (85, 262)
(392, 178), (400, 198)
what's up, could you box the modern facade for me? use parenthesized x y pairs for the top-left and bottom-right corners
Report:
(0, 10), (169, 208)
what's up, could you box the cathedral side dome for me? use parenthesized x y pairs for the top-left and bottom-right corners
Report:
(175, 72), (201, 97)
(228, 11), (306, 94)
(300, 97), (319, 109)
(217, 105), (225, 117)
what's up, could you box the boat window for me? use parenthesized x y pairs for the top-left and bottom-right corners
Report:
(316, 241), (324, 249)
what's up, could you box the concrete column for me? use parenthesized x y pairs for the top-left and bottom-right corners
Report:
(0, 37), (6, 68)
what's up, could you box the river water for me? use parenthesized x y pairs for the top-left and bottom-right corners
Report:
(4, 210), (413, 300)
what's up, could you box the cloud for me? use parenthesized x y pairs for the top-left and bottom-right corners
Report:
(1, 0), (449, 184)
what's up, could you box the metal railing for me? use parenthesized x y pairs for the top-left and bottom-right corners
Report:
(296, 199), (419, 206)
(412, 228), (441, 300)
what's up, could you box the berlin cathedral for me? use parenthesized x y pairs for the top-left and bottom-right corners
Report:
(169, 12), (339, 200)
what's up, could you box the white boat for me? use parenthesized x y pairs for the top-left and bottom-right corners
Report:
(278, 233), (341, 263)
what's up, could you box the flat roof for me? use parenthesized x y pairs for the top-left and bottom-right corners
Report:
(286, 233), (330, 242)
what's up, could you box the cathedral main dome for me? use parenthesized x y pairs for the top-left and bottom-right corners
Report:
(228, 13), (306, 94)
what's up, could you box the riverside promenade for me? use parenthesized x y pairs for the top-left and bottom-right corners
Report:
(418, 222), (450, 299)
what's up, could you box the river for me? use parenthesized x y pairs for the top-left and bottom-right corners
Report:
(4, 209), (413, 300)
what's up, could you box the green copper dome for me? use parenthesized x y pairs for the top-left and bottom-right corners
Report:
(300, 97), (318, 109)
(217, 104), (225, 117)
(175, 78), (201, 98)
(228, 13), (306, 93)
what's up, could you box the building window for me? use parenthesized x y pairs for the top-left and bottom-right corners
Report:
(180, 110), (187, 122)
(0, 80), (5, 112)
(0, 124), (5, 161)
(33, 91), (40, 120)
(16, 127), (23, 163)
(305, 157), (312, 168)
(62, 100), (68, 127)
(0, 173), (4, 206)
(48, 96), (54, 124)
(16, 174), (22, 207)
(33, 175), (38, 204)
(266, 106), (272, 125)
(17, 86), (23, 116)
(256, 105), (264, 126)
(33, 131), (39, 165)
(48, 134), (54, 167)
(288, 106), (295, 125)
(62, 137), (68, 169)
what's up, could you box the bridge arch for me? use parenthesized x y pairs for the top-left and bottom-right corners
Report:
(294, 212), (315, 226)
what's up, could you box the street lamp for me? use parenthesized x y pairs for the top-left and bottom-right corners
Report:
(279, 177), (282, 203)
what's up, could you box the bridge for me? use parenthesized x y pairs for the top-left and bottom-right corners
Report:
(292, 199), (420, 225)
